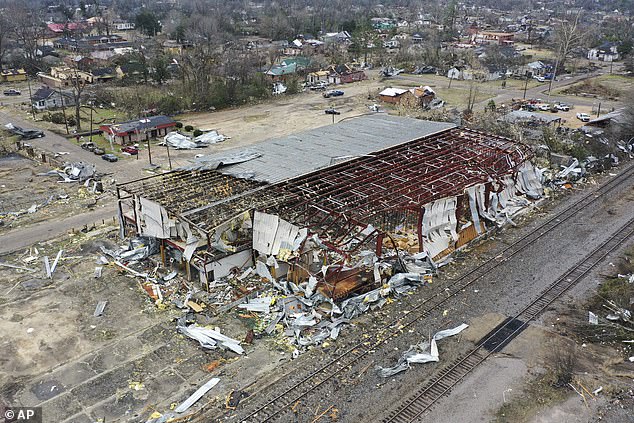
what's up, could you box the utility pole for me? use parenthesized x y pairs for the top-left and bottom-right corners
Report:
(58, 87), (69, 134)
(27, 77), (36, 120)
(166, 143), (172, 170)
(523, 72), (529, 99)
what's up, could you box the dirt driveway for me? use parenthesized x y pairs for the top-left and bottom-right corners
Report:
(179, 71), (388, 151)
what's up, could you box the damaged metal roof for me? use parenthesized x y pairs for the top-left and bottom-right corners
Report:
(184, 114), (456, 183)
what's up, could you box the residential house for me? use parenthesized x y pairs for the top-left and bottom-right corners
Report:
(410, 85), (436, 108)
(54, 35), (130, 53)
(265, 62), (298, 82)
(588, 42), (619, 62)
(100, 116), (177, 145)
(38, 66), (95, 88)
(326, 64), (367, 85)
(163, 40), (193, 55)
(447, 66), (463, 80)
(31, 86), (75, 110)
(0, 69), (27, 83)
(115, 61), (149, 81)
(378, 87), (417, 106)
(472, 31), (514, 45)
(92, 67), (117, 83)
(307, 70), (329, 85)
(411, 33), (424, 44)
(113, 20), (135, 30)
(47, 22), (85, 36)
(322, 31), (352, 44)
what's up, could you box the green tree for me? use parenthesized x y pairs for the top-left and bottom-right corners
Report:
(136, 11), (162, 36)
(152, 56), (170, 85)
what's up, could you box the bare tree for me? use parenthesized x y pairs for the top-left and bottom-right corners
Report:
(548, 11), (583, 96)
(10, 4), (46, 73)
(67, 66), (88, 131)
(0, 11), (10, 66)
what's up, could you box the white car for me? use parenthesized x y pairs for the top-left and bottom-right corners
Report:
(576, 113), (591, 122)
(555, 104), (570, 111)
(538, 104), (550, 111)
(534, 76), (545, 82)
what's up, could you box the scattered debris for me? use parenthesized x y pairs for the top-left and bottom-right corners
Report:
(93, 301), (108, 317)
(375, 323), (469, 378)
(174, 377), (220, 413)
(177, 318), (244, 355)
(225, 390), (248, 410)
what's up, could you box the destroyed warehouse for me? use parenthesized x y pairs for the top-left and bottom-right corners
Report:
(116, 114), (542, 299)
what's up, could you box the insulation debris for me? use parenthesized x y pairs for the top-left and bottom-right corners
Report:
(376, 323), (469, 377)
(177, 318), (244, 355)
(38, 162), (97, 183)
(194, 130), (230, 145)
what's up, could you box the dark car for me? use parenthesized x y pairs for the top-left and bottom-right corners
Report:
(21, 130), (45, 139)
(93, 147), (105, 155)
(101, 153), (118, 162)
(121, 146), (139, 155)
(323, 90), (344, 98)
(81, 142), (96, 152)
(3, 89), (21, 96)
(325, 108), (341, 115)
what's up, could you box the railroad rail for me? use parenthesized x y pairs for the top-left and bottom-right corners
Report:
(230, 163), (634, 423)
(384, 214), (634, 422)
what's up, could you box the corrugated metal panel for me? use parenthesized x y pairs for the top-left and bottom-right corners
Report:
(192, 115), (456, 183)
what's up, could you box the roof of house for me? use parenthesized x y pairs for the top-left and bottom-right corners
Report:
(181, 114), (456, 183)
(378, 88), (410, 97)
(100, 115), (176, 136)
(48, 22), (84, 33)
(32, 87), (55, 101)
(266, 63), (297, 76)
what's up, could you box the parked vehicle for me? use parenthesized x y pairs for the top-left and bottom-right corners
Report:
(310, 81), (329, 90)
(101, 153), (118, 162)
(3, 88), (21, 96)
(576, 112), (591, 122)
(81, 142), (96, 152)
(5, 123), (44, 139)
(325, 108), (341, 115)
(22, 130), (44, 139)
(538, 104), (550, 111)
(323, 90), (344, 98)
(534, 76), (545, 82)
(555, 104), (570, 111)
(121, 146), (139, 155)
(93, 147), (105, 155)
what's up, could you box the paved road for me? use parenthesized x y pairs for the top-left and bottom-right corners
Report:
(0, 109), (148, 182)
(0, 205), (117, 255)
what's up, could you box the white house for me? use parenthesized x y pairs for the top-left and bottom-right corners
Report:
(113, 20), (135, 30)
(588, 42), (619, 62)
(447, 67), (463, 80)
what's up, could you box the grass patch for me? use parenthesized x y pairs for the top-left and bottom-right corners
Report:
(494, 371), (571, 423)
(243, 113), (269, 122)
(437, 87), (492, 108)
(558, 77), (625, 100)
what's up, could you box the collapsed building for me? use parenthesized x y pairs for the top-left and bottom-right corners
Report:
(116, 114), (542, 300)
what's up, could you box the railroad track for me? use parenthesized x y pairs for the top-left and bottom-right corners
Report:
(384, 214), (634, 422)
(230, 163), (634, 423)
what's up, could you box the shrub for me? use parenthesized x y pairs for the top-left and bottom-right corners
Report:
(66, 116), (77, 127)
(184, 125), (194, 132)
(50, 112), (66, 124)
(193, 129), (203, 137)
(175, 121), (183, 129)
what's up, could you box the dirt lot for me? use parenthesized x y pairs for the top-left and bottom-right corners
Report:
(0, 153), (112, 235)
